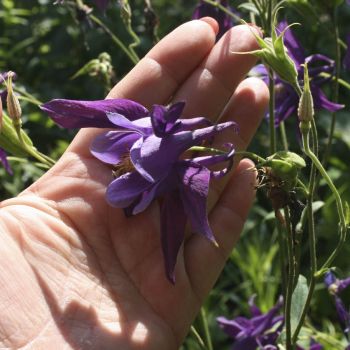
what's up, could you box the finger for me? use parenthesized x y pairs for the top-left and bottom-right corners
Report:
(68, 19), (217, 155)
(184, 158), (257, 299)
(206, 77), (269, 211)
(173, 24), (261, 121)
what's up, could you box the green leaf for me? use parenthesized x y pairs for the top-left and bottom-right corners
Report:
(237, 3), (259, 15)
(291, 275), (308, 336)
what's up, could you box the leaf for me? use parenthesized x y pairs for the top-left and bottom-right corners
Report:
(238, 2), (259, 15)
(345, 201), (350, 226)
(291, 274), (308, 336)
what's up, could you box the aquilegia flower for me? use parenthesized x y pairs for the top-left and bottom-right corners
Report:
(192, 0), (235, 40)
(41, 98), (236, 282)
(324, 271), (350, 336)
(216, 296), (284, 349)
(251, 20), (343, 126)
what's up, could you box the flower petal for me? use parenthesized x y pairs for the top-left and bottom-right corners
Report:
(41, 98), (148, 129)
(0, 148), (12, 175)
(160, 191), (187, 283)
(150, 102), (185, 137)
(90, 131), (140, 165)
(106, 113), (152, 135)
(106, 171), (152, 208)
(131, 121), (236, 182)
(177, 161), (215, 242)
(312, 87), (344, 112)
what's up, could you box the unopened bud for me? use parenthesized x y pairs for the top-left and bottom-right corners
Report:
(119, 0), (131, 24)
(6, 72), (22, 127)
(298, 63), (314, 123)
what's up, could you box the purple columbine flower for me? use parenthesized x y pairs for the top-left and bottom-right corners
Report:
(251, 20), (343, 126)
(192, 0), (235, 40)
(324, 271), (350, 337)
(216, 296), (284, 350)
(41, 98), (236, 282)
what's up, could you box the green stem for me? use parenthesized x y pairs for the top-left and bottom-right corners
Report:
(269, 68), (276, 154)
(199, 308), (213, 350)
(89, 14), (138, 65)
(291, 123), (318, 343)
(13, 87), (42, 106)
(15, 129), (55, 167)
(319, 72), (350, 90)
(284, 207), (295, 350)
(7, 156), (50, 169)
(190, 325), (207, 350)
(126, 22), (141, 62)
(202, 0), (242, 23)
(301, 126), (347, 273)
(279, 121), (289, 151)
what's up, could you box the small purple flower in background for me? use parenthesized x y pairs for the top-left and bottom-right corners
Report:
(192, 0), (235, 40)
(251, 21), (343, 126)
(216, 296), (284, 349)
(297, 339), (323, 350)
(42, 98), (236, 282)
(324, 271), (350, 339)
(0, 148), (12, 175)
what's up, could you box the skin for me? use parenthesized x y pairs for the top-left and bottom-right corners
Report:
(0, 19), (269, 350)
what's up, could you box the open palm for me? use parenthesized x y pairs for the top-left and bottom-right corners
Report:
(0, 19), (268, 349)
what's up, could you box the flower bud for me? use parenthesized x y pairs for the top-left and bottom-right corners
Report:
(298, 63), (314, 123)
(245, 20), (300, 91)
(6, 71), (22, 127)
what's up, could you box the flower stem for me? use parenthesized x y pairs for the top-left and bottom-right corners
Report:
(291, 122), (318, 343)
(190, 325), (207, 350)
(284, 207), (295, 350)
(202, 0), (242, 23)
(268, 68), (276, 154)
(89, 14), (138, 65)
(199, 307), (213, 350)
(301, 125), (347, 273)
(279, 121), (289, 151)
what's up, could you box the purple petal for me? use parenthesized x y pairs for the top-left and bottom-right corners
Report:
(231, 337), (258, 350)
(324, 271), (337, 289)
(312, 86), (344, 112)
(160, 191), (187, 283)
(192, 0), (234, 40)
(177, 161), (215, 242)
(338, 277), (350, 293)
(41, 98), (148, 129)
(248, 295), (262, 317)
(90, 131), (140, 164)
(191, 143), (235, 178)
(130, 121), (236, 182)
(335, 295), (350, 331)
(216, 316), (250, 338)
(305, 54), (335, 78)
(277, 20), (305, 67)
(106, 113), (152, 135)
(150, 102), (185, 137)
(0, 148), (12, 175)
(106, 171), (152, 208)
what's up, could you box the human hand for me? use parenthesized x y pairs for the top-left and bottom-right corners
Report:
(0, 19), (268, 349)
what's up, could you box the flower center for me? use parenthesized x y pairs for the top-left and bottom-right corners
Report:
(112, 153), (135, 178)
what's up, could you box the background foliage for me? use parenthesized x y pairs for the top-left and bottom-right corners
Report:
(2, 1), (350, 349)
